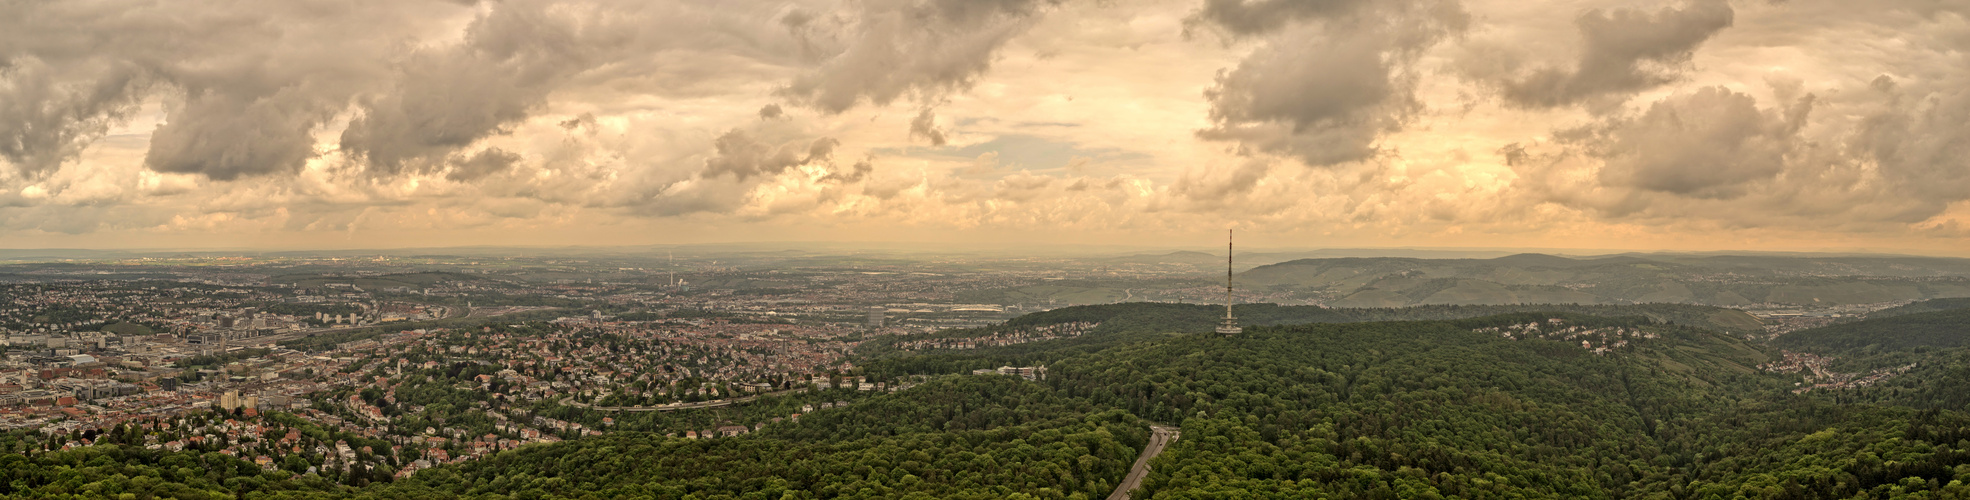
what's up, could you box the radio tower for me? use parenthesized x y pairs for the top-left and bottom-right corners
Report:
(1215, 229), (1242, 337)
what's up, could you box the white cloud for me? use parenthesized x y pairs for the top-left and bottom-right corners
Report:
(0, 0), (1964, 255)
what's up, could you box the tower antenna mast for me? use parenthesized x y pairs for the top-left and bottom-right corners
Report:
(1216, 229), (1242, 336)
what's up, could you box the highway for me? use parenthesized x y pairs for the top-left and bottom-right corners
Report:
(1108, 424), (1180, 500)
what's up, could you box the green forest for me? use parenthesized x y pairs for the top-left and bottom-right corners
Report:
(12, 301), (1970, 498)
(1777, 306), (1970, 353)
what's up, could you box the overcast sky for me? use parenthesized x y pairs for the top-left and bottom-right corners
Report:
(1, 0), (1967, 254)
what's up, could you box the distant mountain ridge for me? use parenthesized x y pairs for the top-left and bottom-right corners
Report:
(1239, 253), (1970, 308)
(1777, 301), (1970, 353)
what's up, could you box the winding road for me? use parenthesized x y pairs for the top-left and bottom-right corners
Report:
(1108, 424), (1180, 500)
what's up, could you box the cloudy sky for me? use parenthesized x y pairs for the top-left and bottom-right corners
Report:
(2, 0), (1967, 254)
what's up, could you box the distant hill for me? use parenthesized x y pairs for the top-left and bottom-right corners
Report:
(858, 302), (1766, 372)
(1862, 297), (1970, 319)
(1645, 254), (1970, 276)
(1102, 251), (1239, 270)
(1100, 249), (1527, 272)
(1775, 307), (1970, 353)
(1239, 253), (1970, 307)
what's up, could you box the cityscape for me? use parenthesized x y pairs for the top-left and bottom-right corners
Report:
(5, 248), (1970, 491)
(5, 0), (1970, 496)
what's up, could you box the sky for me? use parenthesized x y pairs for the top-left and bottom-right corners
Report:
(1, 0), (1968, 255)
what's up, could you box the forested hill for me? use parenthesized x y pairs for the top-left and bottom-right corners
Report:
(1020, 301), (1760, 335)
(378, 376), (1151, 499)
(1237, 254), (1970, 308)
(13, 311), (1970, 498)
(1775, 306), (1970, 353)
(1768, 298), (1970, 413)
(858, 302), (1763, 369)
(1040, 316), (1970, 498)
(1, 376), (1154, 499)
(1861, 297), (1970, 320)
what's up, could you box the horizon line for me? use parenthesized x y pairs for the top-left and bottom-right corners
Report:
(0, 243), (1966, 260)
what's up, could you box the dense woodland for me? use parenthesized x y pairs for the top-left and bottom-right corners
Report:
(374, 377), (1148, 499)
(1778, 307), (1970, 353)
(11, 300), (1970, 498)
(855, 302), (1762, 380)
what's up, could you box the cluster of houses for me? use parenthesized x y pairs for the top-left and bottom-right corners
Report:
(896, 322), (1100, 351)
(1761, 350), (1919, 394)
(1472, 319), (1660, 355)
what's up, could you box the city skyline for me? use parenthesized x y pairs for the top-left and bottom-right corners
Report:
(3, 0), (1968, 256)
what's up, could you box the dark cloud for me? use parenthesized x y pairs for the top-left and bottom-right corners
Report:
(1579, 86), (1805, 198)
(559, 113), (597, 130)
(1198, 28), (1408, 166)
(1848, 75), (1970, 205)
(910, 108), (948, 146)
(821, 158), (875, 183)
(1169, 160), (1272, 210)
(0, 0), (1049, 190)
(340, 1), (604, 176)
(1514, 75), (1970, 227)
(1488, 0), (1734, 108)
(993, 171), (1057, 202)
(0, 0), (451, 180)
(778, 0), (1059, 113)
(446, 147), (523, 182)
(781, 9), (815, 30)
(1194, 0), (1468, 167)
(1183, 0), (1373, 38)
(0, 0), (793, 182)
(0, 205), (116, 234)
(700, 130), (838, 181)
(758, 104), (785, 120)
(0, 58), (148, 177)
(1, 0), (513, 181)
(145, 85), (341, 180)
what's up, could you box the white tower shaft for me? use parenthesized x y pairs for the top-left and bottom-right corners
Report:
(1216, 229), (1242, 336)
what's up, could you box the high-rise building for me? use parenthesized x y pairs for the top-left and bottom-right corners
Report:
(1216, 229), (1242, 337)
(866, 306), (885, 328)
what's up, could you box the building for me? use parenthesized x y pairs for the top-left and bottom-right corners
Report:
(47, 379), (139, 400)
(1215, 229), (1242, 337)
(866, 306), (884, 328)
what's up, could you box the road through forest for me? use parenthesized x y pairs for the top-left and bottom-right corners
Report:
(1108, 424), (1179, 500)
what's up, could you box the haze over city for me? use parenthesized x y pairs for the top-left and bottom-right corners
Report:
(1, 0), (1965, 255)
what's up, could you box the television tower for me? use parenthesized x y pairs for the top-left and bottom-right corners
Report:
(1215, 229), (1242, 336)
